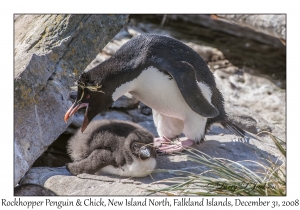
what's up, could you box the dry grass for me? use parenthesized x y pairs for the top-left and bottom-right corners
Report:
(148, 132), (286, 196)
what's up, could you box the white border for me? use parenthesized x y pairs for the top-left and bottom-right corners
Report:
(3, 1), (297, 209)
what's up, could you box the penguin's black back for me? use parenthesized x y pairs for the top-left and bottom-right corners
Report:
(85, 34), (216, 88)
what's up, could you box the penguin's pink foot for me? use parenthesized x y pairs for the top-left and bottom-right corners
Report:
(154, 137), (194, 153)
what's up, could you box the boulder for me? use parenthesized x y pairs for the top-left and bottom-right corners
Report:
(14, 14), (128, 186)
(216, 14), (286, 41)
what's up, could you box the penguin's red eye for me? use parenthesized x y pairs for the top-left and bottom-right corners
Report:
(86, 94), (90, 99)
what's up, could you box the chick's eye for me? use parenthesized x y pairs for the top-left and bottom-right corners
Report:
(133, 143), (137, 148)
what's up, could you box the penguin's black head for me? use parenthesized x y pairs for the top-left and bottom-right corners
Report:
(131, 142), (157, 160)
(64, 72), (114, 132)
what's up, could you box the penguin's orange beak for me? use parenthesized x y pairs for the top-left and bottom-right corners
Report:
(64, 103), (89, 132)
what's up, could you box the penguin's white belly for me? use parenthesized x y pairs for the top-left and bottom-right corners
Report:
(131, 67), (195, 119)
(96, 157), (156, 177)
(112, 67), (212, 141)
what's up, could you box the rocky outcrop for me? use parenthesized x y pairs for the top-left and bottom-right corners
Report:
(14, 14), (128, 186)
(216, 14), (286, 41)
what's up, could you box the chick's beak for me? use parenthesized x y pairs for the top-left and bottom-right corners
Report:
(139, 146), (151, 159)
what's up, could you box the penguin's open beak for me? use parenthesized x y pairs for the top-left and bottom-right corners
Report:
(64, 102), (89, 132)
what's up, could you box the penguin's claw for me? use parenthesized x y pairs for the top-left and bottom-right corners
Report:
(153, 136), (171, 147)
(154, 137), (194, 153)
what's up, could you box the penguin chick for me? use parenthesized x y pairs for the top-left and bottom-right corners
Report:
(66, 119), (156, 177)
(64, 34), (245, 153)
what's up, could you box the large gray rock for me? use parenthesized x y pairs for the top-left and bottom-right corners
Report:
(14, 14), (128, 186)
(216, 14), (286, 41)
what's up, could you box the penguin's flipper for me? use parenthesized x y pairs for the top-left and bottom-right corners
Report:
(155, 60), (219, 118)
(66, 149), (113, 175)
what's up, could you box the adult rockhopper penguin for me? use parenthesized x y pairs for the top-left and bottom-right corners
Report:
(66, 119), (156, 177)
(64, 34), (245, 153)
